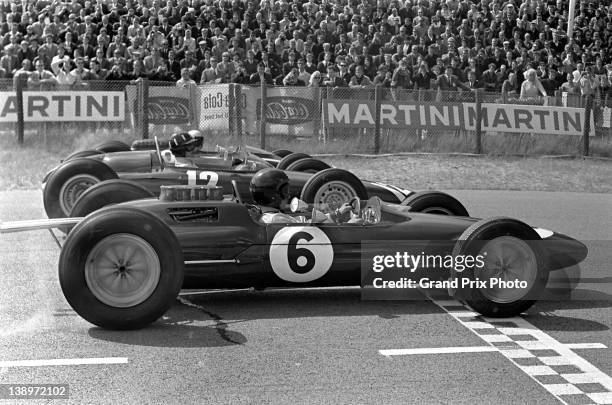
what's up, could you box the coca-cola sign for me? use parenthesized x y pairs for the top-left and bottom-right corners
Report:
(146, 97), (191, 124)
(257, 97), (314, 124)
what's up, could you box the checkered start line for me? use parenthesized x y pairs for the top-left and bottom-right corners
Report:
(383, 297), (612, 405)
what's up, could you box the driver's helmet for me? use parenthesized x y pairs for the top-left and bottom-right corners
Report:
(249, 168), (290, 208)
(169, 132), (202, 156)
(187, 129), (204, 142)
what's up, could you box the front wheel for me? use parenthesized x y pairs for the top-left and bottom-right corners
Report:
(285, 158), (331, 173)
(272, 149), (293, 158)
(300, 168), (368, 208)
(59, 207), (184, 329)
(401, 191), (468, 216)
(452, 217), (547, 317)
(276, 152), (311, 170)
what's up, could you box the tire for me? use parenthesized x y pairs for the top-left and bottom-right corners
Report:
(70, 179), (155, 218)
(300, 168), (368, 208)
(452, 217), (547, 318)
(131, 138), (170, 151)
(285, 158), (331, 173)
(64, 149), (103, 162)
(94, 140), (130, 153)
(401, 191), (469, 216)
(272, 149), (293, 158)
(59, 207), (184, 330)
(43, 158), (118, 219)
(276, 152), (312, 170)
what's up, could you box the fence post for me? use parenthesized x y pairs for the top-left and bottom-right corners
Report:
(474, 89), (483, 154)
(583, 95), (591, 156)
(373, 85), (382, 154)
(228, 83), (236, 138)
(15, 74), (26, 145)
(313, 86), (321, 139)
(259, 82), (267, 150)
(235, 84), (242, 145)
(141, 78), (149, 139)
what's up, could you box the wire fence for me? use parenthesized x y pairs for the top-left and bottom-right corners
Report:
(1, 79), (610, 156)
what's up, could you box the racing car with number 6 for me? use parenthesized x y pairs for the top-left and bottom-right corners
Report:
(1, 175), (587, 330)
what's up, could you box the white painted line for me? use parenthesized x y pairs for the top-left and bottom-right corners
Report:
(380, 346), (498, 356)
(519, 365), (558, 376)
(566, 343), (608, 350)
(587, 392), (612, 404)
(500, 349), (535, 359)
(540, 356), (577, 366)
(543, 384), (584, 396)
(428, 296), (612, 404)
(0, 357), (128, 368)
(563, 372), (607, 384)
(480, 334), (513, 343)
(462, 321), (495, 329)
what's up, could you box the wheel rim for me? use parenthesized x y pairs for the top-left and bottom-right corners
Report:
(476, 236), (538, 303)
(85, 233), (161, 308)
(59, 174), (100, 216)
(313, 181), (357, 210)
(420, 206), (454, 215)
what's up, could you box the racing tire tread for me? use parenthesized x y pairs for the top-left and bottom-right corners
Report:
(451, 216), (547, 318)
(59, 207), (184, 330)
(43, 158), (118, 219)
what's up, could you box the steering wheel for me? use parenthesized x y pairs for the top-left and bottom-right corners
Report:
(154, 136), (165, 170)
(349, 196), (361, 216)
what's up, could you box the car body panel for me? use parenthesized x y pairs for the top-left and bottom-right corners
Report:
(116, 198), (587, 290)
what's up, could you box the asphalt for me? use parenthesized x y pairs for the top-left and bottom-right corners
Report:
(0, 190), (610, 404)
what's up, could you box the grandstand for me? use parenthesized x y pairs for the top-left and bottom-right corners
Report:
(0, 0), (608, 102)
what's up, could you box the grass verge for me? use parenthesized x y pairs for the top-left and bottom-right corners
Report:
(0, 129), (610, 193)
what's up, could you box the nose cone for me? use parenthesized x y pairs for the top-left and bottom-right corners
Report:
(542, 232), (588, 271)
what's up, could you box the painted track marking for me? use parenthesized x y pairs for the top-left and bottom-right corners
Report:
(0, 357), (128, 368)
(429, 298), (612, 405)
(380, 344), (607, 357)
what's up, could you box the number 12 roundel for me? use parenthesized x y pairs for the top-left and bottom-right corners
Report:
(269, 226), (334, 282)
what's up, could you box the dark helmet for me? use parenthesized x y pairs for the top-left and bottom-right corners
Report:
(250, 168), (290, 207)
(169, 132), (202, 155)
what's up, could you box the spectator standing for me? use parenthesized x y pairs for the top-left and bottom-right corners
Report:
(322, 65), (347, 87)
(55, 60), (77, 88)
(27, 59), (56, 89)
(0, 46), (18, 77)
(176, 67), (196, 88)
(391, 60), (412, 90)
(519, 68), (547, 99)
(349, 65), (373, 88)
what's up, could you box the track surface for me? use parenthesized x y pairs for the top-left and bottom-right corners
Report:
(0, 190), (610, 404)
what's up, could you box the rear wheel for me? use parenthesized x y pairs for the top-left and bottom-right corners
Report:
(94, 140), (130, 153)
(452, 217), (547, 317)
(59, 207), (184, 329)
(401, 191), (468, 216)
(276, 152), (312, 170)
(43, 158), (118, 218)
(300, 168), (368, 209)
(70, 179), (155, 218)
(285, 158), (331, 173)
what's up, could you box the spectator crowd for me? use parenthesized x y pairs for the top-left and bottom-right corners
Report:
(0, 0), (611, 101)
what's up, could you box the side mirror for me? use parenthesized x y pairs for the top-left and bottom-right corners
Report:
(290, 197), (308, 213)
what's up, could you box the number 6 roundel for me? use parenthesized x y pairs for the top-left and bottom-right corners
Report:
(269, 226), (334, 282)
